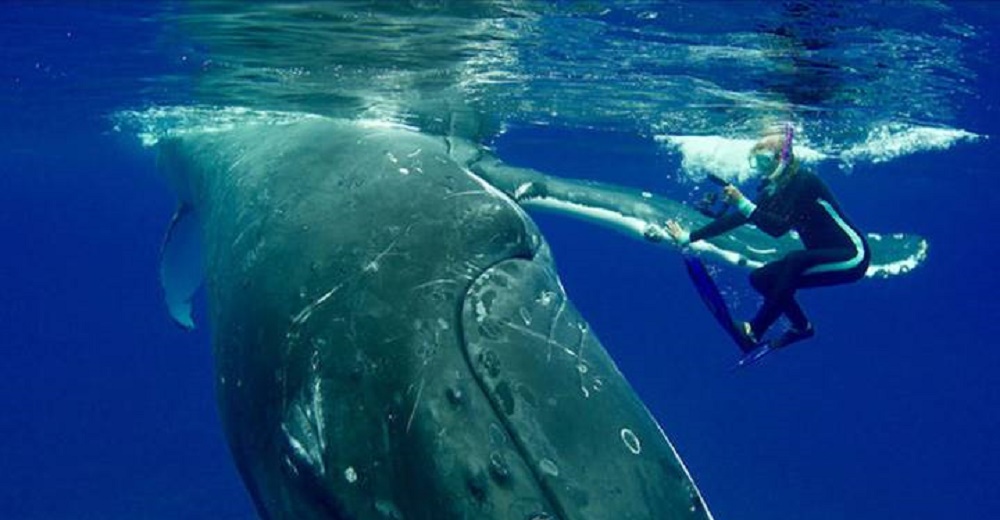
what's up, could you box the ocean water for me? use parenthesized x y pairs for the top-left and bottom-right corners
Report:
(2, 1), (997, 519)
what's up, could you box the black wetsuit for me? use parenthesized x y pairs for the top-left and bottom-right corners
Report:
(690, 170), (870, 338)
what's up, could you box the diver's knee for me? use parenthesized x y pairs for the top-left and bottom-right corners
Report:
(749, 268), (769, 293)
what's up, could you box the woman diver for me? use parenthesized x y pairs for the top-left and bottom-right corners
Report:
(665, 126), (870, 351)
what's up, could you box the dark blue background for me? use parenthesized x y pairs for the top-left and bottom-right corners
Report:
(2, 3), (997, 519)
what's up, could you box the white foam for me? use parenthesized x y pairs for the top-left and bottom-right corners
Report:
(839, 123), (982, 165)
(657, 122), (982, 182)
(656, 134), (826, 184)
(113, 106), (325, 147)
(114, 105), (421, 147)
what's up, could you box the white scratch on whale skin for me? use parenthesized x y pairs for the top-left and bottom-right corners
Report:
(292, 283), (344, 325)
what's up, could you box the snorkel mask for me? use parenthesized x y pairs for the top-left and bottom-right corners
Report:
(749, 149), (778, 175)
(749, 123), (795, 181)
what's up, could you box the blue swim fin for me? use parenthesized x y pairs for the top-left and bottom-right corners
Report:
(683, 254), (756, 352)
(769, 325), (815, 349)
(732, 344), (773, 369)
(732, 326), (815, 369)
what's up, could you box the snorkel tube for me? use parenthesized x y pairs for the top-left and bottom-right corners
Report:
(779, 123), (794, 164)
(770, 123), (795, 178)
(761, 122), (795, 192)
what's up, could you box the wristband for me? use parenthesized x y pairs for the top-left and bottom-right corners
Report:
(736, 197), (757, 217)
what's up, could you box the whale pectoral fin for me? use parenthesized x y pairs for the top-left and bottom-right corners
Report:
(864, 232), (929, 278)
(472, 158), (930, 278)
(159, 203), (203, 331)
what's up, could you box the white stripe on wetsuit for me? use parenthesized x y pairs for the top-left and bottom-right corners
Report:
(804, 199), (866, 275)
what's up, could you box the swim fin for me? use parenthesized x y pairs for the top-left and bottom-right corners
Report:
(732, 325), (815, 369)
(770, 325), (815, 349)
(733, 343), (773, 369)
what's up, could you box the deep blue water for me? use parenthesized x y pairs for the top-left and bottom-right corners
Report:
(2, 2), (998, 519)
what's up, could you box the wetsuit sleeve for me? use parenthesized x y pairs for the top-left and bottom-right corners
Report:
(689, 211), (748, 243)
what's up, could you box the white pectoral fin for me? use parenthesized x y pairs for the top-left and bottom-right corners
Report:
(159, 203), (204, 331)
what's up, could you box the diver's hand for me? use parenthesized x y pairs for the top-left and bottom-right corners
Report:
(723, 185), (745, 205)
(665, 220), (691, 246)
(724, 184), (758, 217)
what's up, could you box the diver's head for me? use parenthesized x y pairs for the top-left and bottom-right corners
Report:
(748, 126), (796, 183)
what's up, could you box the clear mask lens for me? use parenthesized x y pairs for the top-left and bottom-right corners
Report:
(749, 151), (777, 173)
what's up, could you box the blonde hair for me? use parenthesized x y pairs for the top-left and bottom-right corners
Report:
(750, 132), (789, 157)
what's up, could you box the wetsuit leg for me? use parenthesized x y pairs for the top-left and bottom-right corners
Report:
(782, 299), (810, 331)
(750, 262), (811, 330)
(748, 248), (868, 338)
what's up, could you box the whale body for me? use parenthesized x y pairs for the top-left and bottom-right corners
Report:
(158, 117), (713, 520)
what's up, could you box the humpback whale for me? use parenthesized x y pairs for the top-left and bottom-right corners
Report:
(151, 107), (926, 519)
(158, 116), (716, 519)
(150, 102), (929, 519)
(121, 1), (958, 517)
